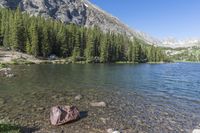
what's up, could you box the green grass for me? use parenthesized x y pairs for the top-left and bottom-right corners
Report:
(173, 60), (200, 63)
(147, 61), (165, 64)
(10, 59), (35, 65)
(0, 124), (20, 133)
(0, 63), (7, 69)
(115, 61), (130, 64)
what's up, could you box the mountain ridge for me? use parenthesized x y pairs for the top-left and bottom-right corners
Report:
(161, 38), (200, 48)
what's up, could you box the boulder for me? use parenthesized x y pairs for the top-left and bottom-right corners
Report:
(50, 106), (80, 126)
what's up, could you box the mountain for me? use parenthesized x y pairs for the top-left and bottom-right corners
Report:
(162, 38), (200, 61)
(1, 0), (199, 50)
(0, 0), (162, 45)
(0, 0), (132, 36)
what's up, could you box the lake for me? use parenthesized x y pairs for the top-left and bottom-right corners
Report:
(0, 63), (200, 133)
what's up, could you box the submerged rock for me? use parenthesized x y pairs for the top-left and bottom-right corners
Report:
(6, 73), (14, 78)
(75, 94), (83, 100)
(107, 128), (120, 133)
(107, 128), (113, 133)
(37, 107), (45, 111)
(100, 117), (107, 124)
(90, 101), (106, 107)
(0, 68), (14, 77)
(51, 95), (59, 99)
(113, 131), (120, 133)
(0, 98), (5, 104)
(0, 68), (11, 71)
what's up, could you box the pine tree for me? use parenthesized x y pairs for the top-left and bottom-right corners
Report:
(80, 27), (86, 57)
(85, 30), (94, 62)
(73, 28), (81, 59)
(72, 46), (80, 62)
(57, 26), (68, 57)
(29, 21), (39, 57)
(41, 25), (51, 57)
(127, 41), (133, 62)
(100, 34), (108, 63)
(25, 38), (31, 54)
(3, 22), (10, 48)
(10, 8), (26, 51)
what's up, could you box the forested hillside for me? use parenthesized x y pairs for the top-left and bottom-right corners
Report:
(0, 8), (166, 63)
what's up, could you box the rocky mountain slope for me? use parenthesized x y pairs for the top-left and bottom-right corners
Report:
(0, 0), (199, 49)
(0, 0), (163, 46)
(0, 0), (139, 37)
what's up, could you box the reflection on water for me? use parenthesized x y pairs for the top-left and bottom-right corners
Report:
(0, 63), (200, 132)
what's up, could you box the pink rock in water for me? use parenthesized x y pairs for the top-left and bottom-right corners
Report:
(50, 106), (80, 126)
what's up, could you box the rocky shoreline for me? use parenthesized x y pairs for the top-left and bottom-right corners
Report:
(0, 48), (168, 66)
(0, 48), (70, 65)
(0, 84), (196, 133)
(0, 89), (132, 133)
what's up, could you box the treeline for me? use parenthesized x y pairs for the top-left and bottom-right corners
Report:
(0, 8), (167, 63)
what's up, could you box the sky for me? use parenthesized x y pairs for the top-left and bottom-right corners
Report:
(90, 0), (200, 40)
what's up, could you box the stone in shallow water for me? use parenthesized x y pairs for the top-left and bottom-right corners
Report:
(50, 105), (80, 126)
(6, 73), (14, 78)
(100, 117), (107, 124)
(51, 95), (59, 99)
(0, 98), (5, 104)
(107, 128), (120, 133)
(90, 102), (106, 107)
(0, 68), (15, 78)
(75, 94), (83, 100)
(37, 107), (45, 111)
(107, 128), (114, 133)
(113, 131), (120, 133)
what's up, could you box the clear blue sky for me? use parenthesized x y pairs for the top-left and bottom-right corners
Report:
(90, 0), (200, 39)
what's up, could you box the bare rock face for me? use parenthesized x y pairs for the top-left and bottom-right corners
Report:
(20, 0), (87, 25)
(0, 0), (21, 9)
